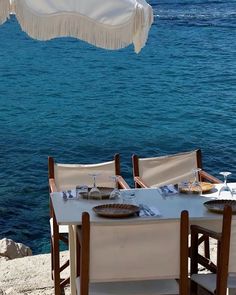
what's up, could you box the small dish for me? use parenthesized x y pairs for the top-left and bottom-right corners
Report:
(204, 199), (236, 214)
(179, 182), (214, 194)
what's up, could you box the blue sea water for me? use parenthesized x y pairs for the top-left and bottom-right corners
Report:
(0, 0), (236, 254)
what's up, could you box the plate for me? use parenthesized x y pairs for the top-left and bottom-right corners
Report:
(80, 187), (113, 200)
(179, 182), (214, 194)
(204, 199), (236, 214)
(93, 203), (140, 218)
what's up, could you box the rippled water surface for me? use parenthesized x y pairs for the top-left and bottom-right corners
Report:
(0, 0), (236, 254)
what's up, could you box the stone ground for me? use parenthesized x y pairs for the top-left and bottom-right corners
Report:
(0, 251), (70, 295)
(0, 242), (217, 295)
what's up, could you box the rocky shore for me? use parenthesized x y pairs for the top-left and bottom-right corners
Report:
(0, 246), (69, 294)
(0, 238), (69, 295)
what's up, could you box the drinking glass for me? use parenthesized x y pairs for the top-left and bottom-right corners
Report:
(189, 168), (202, 195)
(109, 176), (120, 200)
(88, 174), (102, 200)
(218, 172), (233, 198)
(178, 181), (190, 194)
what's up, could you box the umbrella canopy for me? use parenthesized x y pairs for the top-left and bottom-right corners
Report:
(0, 0), (153, 53)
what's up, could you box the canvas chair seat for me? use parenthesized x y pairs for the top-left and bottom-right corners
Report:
(50, 218), (68, 235)
(191, 274), (236, 293)
(75, 279), (180, 295)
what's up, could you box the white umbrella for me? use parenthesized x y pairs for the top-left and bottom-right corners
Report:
(0, 0), (153, 53)
(0, 0), (10, 25)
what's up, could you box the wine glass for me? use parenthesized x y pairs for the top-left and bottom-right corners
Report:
(109, 176), (120, 200)
(88, 173), (102, 200)
(218, 172), (233, 198)
(189, 168), (202, 195)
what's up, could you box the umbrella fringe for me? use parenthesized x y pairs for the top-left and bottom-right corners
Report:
(133, 2), (154, 53)
(14, 0), (153, 53)
(0, 0), (11, 25)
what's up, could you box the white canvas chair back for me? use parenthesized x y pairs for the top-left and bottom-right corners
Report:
(54, 160), (116, 191)
(229, 220), (236, 274)
(89, 220), (182, 282)
(139, 150), (198, 187)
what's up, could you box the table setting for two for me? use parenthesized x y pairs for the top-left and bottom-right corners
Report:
(58, 169), (236, 220)
(59, 186), (161, 219)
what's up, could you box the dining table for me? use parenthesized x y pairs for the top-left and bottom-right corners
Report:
(51, 183), (236, 295)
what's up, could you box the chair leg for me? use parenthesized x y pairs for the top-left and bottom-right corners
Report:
(190, 280), (198, 295)
(53, 235), (61, 295)
(51, 237), (54, 280)
(52, 212), (62, 295)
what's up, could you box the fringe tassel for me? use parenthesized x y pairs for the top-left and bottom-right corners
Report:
(0, 0), (10, 25)
(133, 2), (154, 53)
(14, 0), (153, 53)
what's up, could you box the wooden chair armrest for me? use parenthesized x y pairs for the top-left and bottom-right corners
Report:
(191, 224), (221, 240)
(49, 178), (58, 193)
(199, 170), (222, 184)
(134, 176), (149, 188)
(116, 175), (130, 189)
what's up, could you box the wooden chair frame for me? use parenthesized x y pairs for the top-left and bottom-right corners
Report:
(77, 210), (189, 295)
(190, 206), (232, 295)
(132, 149), (221, 189)
(48, 154), (129, 294)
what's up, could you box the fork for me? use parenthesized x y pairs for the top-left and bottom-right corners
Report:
(62, 191), (68, 200)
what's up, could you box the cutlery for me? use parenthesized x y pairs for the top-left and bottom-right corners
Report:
(139, 204), (151, 216)
(68, 190), (73, 198)
(141, 204), (155, 216)
(62, 191), (67, 200)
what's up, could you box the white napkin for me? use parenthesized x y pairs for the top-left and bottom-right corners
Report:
(158, 184), (178, 196)
(61, 189), (77, 200)
(139, 204), (161, 217)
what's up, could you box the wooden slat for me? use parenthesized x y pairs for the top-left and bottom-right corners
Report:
(197, 254), (217, 273)
(59, 260), (69, 272)
(132, 154), (139, 177)
(180, 210), (189, 295)
(52, 209), (61, 295)
(80, 212), (90, 295)
(196, 149), (203, 169)
(117, 175), (130, 189)
(191, 225), (221, 240)
(49, 178), (57, 193)
(199, 170), (222, 184)
(216, 206), (232, 295)
(114, 153), (121, 176)
(48, 156), (55, 179)
(134, 176), (149, 188)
